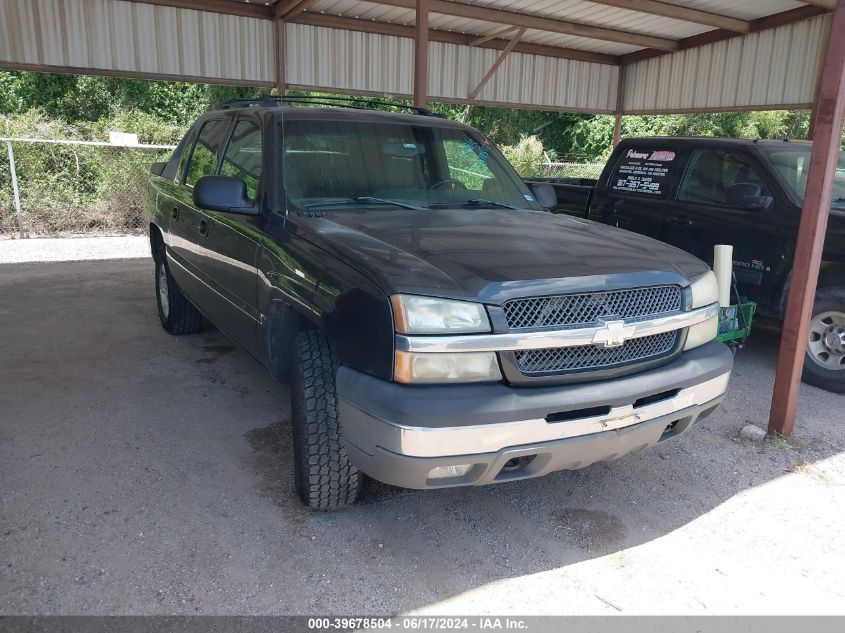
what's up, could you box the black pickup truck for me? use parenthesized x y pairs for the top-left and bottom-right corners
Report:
(145, 99), (732, 509)
(535, 137), (845, 393)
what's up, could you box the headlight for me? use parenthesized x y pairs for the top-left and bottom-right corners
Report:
(394, 351), (502, 384)
(685, 270), (719, 350)
(689, 270), (719, 309)
(391, 294), (490, 334)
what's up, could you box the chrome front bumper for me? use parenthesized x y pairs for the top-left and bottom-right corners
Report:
(337, 341), (734, 489)
(361, 372), (728, 459)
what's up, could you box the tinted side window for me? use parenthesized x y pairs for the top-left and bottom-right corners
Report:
(678, 149), (770, 205)
(175, 126), (199, 183)
(220, 120), (262, 200)
(608, 147), (679, 198)
(184, 119), (230, 187)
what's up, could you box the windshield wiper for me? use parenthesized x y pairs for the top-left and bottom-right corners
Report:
(353, 196), (427, 210)
(434, 198), (521, 210)
(302, 197), (426, 211)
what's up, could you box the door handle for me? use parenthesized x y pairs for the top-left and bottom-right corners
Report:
(198, 219), (208, 237)
(171, 207), (179, 221)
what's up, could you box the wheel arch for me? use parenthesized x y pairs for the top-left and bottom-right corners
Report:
(149, 222), (164, 256)
(263, 297), (315, 383)
(817, 262), (845, 290)
(777, 261), (845, 318)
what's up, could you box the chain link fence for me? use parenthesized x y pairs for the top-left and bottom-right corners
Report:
(540, 155), (606, 181)
(1, 137), (174, 238)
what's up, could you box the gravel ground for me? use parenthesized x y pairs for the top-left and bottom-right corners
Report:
(0, 257), (843, 616)
(0, 236), (149, 263)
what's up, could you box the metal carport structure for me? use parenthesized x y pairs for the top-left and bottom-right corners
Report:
(1, 0), (843, 437)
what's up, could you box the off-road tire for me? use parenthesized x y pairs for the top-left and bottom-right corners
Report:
(154, 245), (203, 335)
(290, 330), (362, 509)
(802, 287), (845, 394)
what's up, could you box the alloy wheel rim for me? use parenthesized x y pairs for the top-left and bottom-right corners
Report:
(807, 310), (845, 371)
(158, 263), (170, 319)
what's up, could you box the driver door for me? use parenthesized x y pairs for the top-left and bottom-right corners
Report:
(192, 117), (264, 357)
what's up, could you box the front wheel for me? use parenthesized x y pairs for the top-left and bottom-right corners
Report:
(290, 330), (362, 510)
(802, 288), (845, 394)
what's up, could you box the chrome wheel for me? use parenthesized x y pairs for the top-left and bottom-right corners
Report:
(807, 310), (845, 371)
(157, 261), (170, 320)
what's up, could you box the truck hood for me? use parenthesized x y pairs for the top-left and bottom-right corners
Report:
(293, 207), (710, 300)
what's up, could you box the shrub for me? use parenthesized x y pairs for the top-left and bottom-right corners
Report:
(500, 135), (547, 178)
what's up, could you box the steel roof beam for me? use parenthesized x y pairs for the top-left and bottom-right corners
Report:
(414, 0), (429, 107)
(469, 25), (520, 47)
(468, 27), (526, 100)
(123, 0), (273, 19)
(801, 0), (836, 8)
(769, 0), (845, 435)
(275, 0), (318, 20)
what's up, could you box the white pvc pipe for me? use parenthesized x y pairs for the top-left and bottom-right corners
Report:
(5, 140), (25, 239)
(713, 244), (733, 307)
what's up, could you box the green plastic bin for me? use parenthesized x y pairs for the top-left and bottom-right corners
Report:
(716, 301), (756, 343)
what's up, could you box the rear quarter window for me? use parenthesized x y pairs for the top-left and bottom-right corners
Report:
(607, 147), (680, 199)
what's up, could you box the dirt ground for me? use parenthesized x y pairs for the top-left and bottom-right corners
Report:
(1, 252), (843, 615)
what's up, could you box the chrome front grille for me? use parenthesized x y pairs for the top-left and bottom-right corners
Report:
(514, 331), (679, 376)
(503, 285), (682, 331)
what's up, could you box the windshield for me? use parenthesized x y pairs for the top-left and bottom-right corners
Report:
(759, 144), (845, 209)
(281, 118), (539, 211)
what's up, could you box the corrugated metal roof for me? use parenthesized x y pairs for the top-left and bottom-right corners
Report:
(286, 23), (414, 96)
(309, 0), (413, 24)
(624, 13), (829, 112)
(298, 0), (832, 61)
(307, 0), (642, 53)
(0, 0), (834, 113)
(453, 0), (712, 39)
(432, 40), (618, 109)
(286, 23), (618, 111)
(665, 0), (804, 21)
(0, 0), (275, 83)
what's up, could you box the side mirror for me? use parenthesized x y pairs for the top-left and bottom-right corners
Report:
(528, 182), (557, 210)
(193, 175), (258, 215)
(150, 161), (167, 176)
(726, 182), (773, 211)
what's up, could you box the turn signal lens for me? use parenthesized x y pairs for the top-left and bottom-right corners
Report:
(394, 350), (502, 384)
(684, 314), (718, 351)
(686, 271), (719, 350)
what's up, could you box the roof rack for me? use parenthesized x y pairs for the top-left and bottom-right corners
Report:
(220, 94), (445, 117)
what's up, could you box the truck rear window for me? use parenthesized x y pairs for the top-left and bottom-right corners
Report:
(609, 148), (678, 198)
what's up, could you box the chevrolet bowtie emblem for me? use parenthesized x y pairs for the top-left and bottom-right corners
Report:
(592, 319), (634, 348)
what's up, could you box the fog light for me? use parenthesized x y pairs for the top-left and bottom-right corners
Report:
(428, 464), (473, 479)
